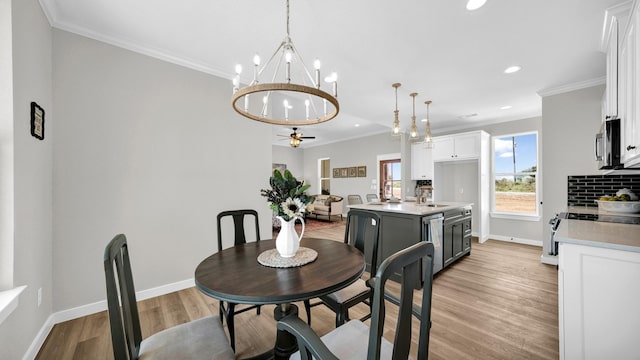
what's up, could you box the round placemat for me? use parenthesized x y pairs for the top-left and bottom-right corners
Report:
(257, 247), (318, 268)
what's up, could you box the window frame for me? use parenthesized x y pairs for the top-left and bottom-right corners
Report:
(490, 131), (540, 220)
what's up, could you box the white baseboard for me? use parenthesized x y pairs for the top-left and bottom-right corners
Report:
(24, 278), (195, 360)
(541, 253), (559, 265)
(488, 234), (543, 247)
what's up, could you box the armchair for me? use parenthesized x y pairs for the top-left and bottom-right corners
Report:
(307, 195), (344, 222)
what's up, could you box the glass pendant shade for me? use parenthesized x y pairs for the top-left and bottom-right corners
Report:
(392, 83), (401, 135)
(410, 92), (418, 139)
(424, 100), (433, 149)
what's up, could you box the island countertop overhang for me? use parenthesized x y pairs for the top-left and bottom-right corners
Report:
(348, 201), (473, 216)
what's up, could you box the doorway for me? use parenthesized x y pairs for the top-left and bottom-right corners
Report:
(380, 158), (401, 201)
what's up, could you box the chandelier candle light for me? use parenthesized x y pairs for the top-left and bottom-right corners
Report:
(424, 100), (433, 148)
(231, 0), (339, 125)
(392, 83), (402, 135)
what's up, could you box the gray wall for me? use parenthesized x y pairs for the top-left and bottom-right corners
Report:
(272, 145), (304, 178)
(541, 85), (604, 254)
(0, 0), (53, 358)
(51, 30), (273, 311)
(302, 133), (401, 202)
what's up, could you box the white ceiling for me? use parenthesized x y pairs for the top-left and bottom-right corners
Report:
(40, 0), (625, 148)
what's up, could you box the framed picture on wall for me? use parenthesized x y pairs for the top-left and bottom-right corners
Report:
(348, 167), (357, 177)
(333, 168), (340, 178)
(340, 168), (348, 177)
(30, 102), (45, 140)
(357, 166), (366, 177)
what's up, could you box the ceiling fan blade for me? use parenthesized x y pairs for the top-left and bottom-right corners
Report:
(300, 136), (315, 139)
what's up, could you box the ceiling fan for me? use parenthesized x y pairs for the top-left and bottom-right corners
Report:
(278, 127), (315, 148)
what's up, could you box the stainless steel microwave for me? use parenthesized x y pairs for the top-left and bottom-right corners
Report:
(595, 118), (621, 169)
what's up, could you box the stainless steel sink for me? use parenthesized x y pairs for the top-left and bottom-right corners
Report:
(425, 204), (447, 207)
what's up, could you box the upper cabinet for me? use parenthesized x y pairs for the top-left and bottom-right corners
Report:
(432, 132), (481, 162)
(411, 143), (433, 180)
(608, 1), (640, 167)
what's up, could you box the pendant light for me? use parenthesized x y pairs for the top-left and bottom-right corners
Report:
(424, 100), (433, 149)
(410, 92), (418, 139)
(392, 83), (401, 135)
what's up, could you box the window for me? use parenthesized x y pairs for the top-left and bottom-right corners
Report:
(318, 158), (330, 195)
(492, 132), (538, 216)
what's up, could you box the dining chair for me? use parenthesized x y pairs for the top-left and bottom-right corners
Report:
(304, 209), (380, 327)
(216, 209), (262, 350)
(104, 234), (235, 360)
(347, 194), (364, 205)
(279, 241), (435, 360)
(365, 193), (379, 203)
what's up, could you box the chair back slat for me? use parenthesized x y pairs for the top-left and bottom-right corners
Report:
(367, 241), (434, 360)
(344, 210), (381, 276)
(104, 234), (143, 360)
(217, 209), (260, 251)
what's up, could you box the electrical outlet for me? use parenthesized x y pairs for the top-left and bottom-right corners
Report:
(37, 287), (42, 307)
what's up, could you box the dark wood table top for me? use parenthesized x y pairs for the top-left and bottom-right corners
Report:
(195, 238), (365, 305)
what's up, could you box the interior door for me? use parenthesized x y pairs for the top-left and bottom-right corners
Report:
(379, 159), (401, 201)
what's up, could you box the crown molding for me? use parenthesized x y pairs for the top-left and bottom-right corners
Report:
(537, 77), (605, 97)
(600, 1), (633, 51)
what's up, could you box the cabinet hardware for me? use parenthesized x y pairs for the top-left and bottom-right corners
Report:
(627, 145), (637, 151)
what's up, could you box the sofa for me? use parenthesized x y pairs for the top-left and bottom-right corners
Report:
(307, 194), (344, 222)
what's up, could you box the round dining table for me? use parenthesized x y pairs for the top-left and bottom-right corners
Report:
(195, 237), (365, 360)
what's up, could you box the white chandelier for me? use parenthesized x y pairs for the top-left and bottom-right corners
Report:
(231, 0), (339, 126)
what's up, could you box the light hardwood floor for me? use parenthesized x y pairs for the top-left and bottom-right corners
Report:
(36, 222), (558, 359)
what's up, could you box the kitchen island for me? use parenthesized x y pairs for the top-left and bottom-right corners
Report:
(555, 211), (640, 360)
(348, 201), (473, 277)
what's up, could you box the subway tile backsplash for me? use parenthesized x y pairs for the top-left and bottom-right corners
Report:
(568, 174), (640, 207)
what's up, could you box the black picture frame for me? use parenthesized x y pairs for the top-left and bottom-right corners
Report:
(30, 102), (45, 140)
(333, 168), (340, 178)
(357, 166), (367, 177)
(348, 167), (357, 177)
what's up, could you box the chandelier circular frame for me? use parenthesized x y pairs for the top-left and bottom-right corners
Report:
(231, 83), (339, 126)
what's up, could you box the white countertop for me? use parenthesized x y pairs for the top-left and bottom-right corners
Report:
(348, 201), (472, 216)
(556, 208), (640, 252)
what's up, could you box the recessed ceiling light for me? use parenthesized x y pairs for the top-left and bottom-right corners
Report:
(466, 0), (487, 11)
(355, 124), (360, 127)
(459, 113), (478, 119)
(420, 118), (427, 122)
(504, 66), (521, 74)
(500, 105), (512, 110)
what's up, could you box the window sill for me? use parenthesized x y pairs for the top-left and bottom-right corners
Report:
(490, 212), (541, 222)
(0, 286), (27, 325)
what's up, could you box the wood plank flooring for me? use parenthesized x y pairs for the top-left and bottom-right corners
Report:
(36, 221), (558, 359)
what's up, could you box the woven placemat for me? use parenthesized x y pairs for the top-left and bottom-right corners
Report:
(257, 247), (318, 268)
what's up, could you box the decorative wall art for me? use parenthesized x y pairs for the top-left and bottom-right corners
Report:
(340, 168), (348, 177)
(30, 102), (45, 140)
(357, 166), (367, 177)
(333, 166), (367, 178)
(348, 167), (357, 177)
(333, 168), (341, 178)
(272, 163), (287, 173)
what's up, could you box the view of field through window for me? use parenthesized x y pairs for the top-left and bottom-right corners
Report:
(494, 133), (537, 214)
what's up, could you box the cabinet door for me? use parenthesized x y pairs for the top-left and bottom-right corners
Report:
(452, 223), (464, 258)
(411, 143), (432, 180)
(624, 13), (640, 165)
(432, 136), (454, 161)
(452, 133), (480, 160)
(606, 17), (619, 119)
(443, 222), (454, 266)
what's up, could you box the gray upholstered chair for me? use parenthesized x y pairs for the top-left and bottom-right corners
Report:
(365, 193), (379, 203)
(347, 194), (364, 205)
(216, 209), (262, 350)
(104, 234), (234, 360)
(279, 241), (435, 360)
(304, 209), (380, 327)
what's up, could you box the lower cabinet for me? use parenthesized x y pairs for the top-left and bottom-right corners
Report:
(558, 242), (640, 359)
(443, 208), (472, 267)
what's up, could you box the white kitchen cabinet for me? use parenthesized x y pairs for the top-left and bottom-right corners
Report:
(410, 142), (433, 180)
(604, 16), (619, 120)
(432, 132), (480, 161)
(621, 5), (640, 166)
(558, 242), (640, 360)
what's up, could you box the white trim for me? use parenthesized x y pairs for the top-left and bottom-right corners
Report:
(541, 253), (559, 265)
(489, 234), (542, 247)
(537, 77), (605, 97)
(490, 212), (541, 222)
(24, 279), (194, 359)
(600, 1), (633, 51)
(0, 285), (26, 325)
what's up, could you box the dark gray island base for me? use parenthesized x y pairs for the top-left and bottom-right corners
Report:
(348, 201), (473, 278)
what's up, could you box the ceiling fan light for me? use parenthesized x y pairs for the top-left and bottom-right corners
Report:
(466, 0), (487, 11)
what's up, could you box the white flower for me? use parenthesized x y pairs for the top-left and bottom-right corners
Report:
(281, 197), (307, 219)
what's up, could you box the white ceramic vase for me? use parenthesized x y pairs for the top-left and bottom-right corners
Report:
(275, 216), (305, 258)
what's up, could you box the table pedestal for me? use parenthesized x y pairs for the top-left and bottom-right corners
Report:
(273, 304), (299, 359)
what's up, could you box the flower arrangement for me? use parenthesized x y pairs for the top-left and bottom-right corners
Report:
(261, 169), (311, 221)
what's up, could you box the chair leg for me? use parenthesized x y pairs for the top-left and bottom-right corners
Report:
(219, 302), (225, 325)
(336, 307), (348, 328)
(227, 303), (236, 351)
(257, 305), (261, 315)
(304, 300), (312, 325)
